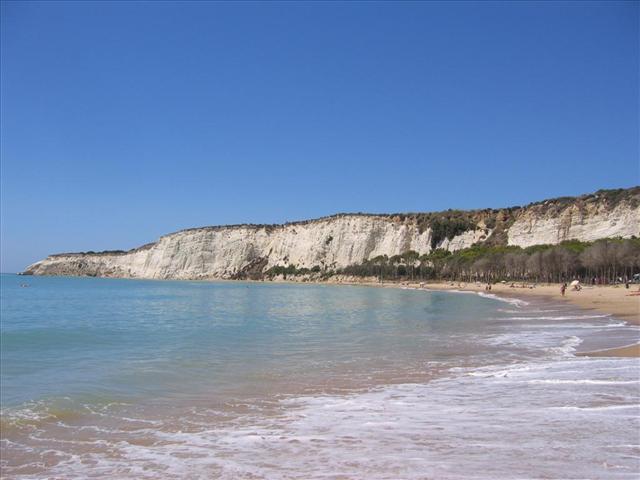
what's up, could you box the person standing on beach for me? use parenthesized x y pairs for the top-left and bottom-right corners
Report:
(561, 283), (567, 296)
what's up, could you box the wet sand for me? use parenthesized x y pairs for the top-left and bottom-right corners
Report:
(575, 342), (640, 358)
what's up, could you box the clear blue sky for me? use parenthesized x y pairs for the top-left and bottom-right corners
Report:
(1, 1), (638, 272)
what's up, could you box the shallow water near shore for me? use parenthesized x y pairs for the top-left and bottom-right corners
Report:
(1, 274), (639, 479)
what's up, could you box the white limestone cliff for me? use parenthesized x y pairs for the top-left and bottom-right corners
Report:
(23, 187), (640, 279)
(507, 200), (639, 248)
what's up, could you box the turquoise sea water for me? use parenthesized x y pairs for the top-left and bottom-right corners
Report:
(1, 274), (639, 479)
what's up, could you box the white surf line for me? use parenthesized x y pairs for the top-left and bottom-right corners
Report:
(476, 291), (529, 307)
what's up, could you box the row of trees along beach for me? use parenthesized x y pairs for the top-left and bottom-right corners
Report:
(336, 238), (640, 284)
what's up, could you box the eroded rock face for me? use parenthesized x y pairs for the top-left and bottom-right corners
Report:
(24, 216), (436, 279)
(507, 202), (639, 248)
(23, 188), (640, 279)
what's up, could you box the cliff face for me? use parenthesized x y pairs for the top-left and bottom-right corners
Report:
(24, 216), (437, 279)
(24, 187), (640, 279)
(507, 200), (638, 248)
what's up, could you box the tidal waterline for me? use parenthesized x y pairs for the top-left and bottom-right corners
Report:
(1, 274), (638, 479)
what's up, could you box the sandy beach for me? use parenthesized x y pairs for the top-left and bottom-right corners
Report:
(412, 281), (640, 357)
(418, 282), (639, 323)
